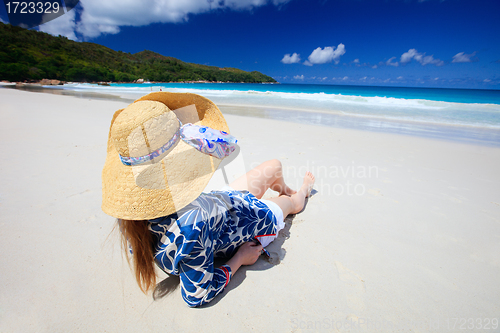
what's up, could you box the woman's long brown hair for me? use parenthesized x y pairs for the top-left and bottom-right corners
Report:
(118, 219), (156, 293)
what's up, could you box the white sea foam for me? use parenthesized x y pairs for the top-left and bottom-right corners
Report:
(60, 83), (500, 129)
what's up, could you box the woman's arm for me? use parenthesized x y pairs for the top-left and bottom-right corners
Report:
(179, 241), (231, 307)
(178, 225), (263, 307)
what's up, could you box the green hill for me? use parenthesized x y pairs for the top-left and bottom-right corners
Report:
(0, 23), (277, 84)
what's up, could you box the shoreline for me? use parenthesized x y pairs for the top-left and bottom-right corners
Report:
(2, 84), (500, 147)
(217, 104), (500, 147)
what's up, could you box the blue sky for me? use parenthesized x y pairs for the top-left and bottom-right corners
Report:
(1, 0), (499, 89)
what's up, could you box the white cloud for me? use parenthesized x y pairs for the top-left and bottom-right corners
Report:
(386, 57), (399, 67)
(38, 0), (292, 39)
(39, 10), (78, 41)
(352, 59), (361, 67)
(397, 76), (404, 80)
(483, 79), (491, 83)
(281, 53), (301, 64)
(372, 65), (378, 69)
(400, 49), (418, 63)
(306, 43), (346, 65)
(452, 52), (476, 63)
(420, 55), (444, 66)
(400, 48), (444, 66)
(271, 0), (291, 5)
(342, 76), (348, 80)
(293, 75), (304, 80)
(303, 60), (313, 66)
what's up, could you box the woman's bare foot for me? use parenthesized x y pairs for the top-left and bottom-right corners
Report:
(300, 171), (315, 198)
(267, 171), (315, 216)
(287, 172), (315, 214)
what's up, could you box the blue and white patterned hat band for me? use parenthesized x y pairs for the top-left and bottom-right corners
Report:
(119, 122), (238, 166)
(181, 123), (237, 159)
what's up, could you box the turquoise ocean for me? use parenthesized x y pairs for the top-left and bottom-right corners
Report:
(42, 82), (500, 146)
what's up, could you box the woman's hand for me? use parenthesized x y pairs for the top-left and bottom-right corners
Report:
(236, 242), (263, 266)
(226, 241), (263, 273)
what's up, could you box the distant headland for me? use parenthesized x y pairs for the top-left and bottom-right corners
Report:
(0, 22), (277, 84)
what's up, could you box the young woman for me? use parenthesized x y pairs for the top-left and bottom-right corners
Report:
(102, 92), (314, 307)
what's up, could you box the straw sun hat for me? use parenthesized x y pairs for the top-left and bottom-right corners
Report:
(102, 92), (231, 220)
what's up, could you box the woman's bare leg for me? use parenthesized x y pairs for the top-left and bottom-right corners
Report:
(229, 159), (296, 199)
(268, 172), (315, 217)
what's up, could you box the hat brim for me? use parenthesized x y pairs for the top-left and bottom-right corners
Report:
(101, 92), (230, 220)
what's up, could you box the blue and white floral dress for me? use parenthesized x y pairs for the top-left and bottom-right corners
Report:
(149, 189), (278, 307)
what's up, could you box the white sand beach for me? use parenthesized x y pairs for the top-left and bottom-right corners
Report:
(1, 88), (499, 332)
